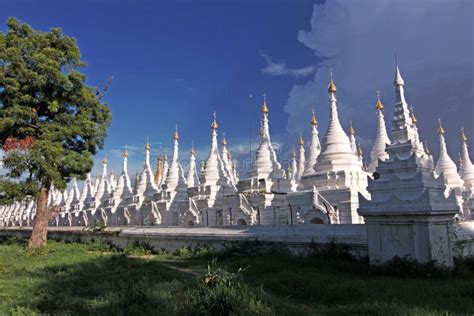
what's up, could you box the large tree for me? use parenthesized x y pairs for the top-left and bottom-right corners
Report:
(0, 18), (111, 247)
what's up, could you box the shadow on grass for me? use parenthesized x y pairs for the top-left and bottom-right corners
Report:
(19, 254), (195, 315)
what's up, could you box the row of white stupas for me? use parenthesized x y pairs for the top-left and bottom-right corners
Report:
(1, 64), (473, 228)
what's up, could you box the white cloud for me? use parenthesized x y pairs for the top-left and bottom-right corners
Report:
(284, 0), (473, 159)
(260, 50), (316, 77)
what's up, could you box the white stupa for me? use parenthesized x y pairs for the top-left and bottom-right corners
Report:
(186, 143), (200, 188)
(136, 141), (159, 198)
(368, 92), (390, 173)
(300, 72), (368, 223)
(435, 120), (463, 193)
(303, 109), (321, 176)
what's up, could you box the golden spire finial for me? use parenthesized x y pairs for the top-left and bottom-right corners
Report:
(102, 157), (107, 165)
(298, 132), (304, 146)
(311, 107), (317, 126)
(458, 152), (463, 165)
(410, 106), (417, 125)
(437, 119), (445, 135)
(262, 93), (269, 114)
(145, 137), (150, 150)
(376, 90), (384, 110)
(173, 124), (179, 140)
(211, 112), (218, 130)
(328, 67), (337, 93)
(292, 145), (296, 158)
(164, 150), (168, 161)
(123, 144), (129, 158)
(221, 133), (227, 146)
(348, 120), (355, 135)
(461, 127), (468, 142)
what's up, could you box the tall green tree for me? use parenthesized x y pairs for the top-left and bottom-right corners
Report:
(0, 18), (111, 247)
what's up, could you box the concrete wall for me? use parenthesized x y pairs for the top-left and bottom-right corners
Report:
(0, 224), (369, 257)
(1, 222), (473, 260)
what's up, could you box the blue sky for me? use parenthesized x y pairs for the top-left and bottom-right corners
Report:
(1, 0), (473, 177)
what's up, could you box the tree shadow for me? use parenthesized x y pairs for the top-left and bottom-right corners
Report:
(21, 254), (196, 315)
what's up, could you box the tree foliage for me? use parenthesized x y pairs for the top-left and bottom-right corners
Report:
(0, 17), (111, 204)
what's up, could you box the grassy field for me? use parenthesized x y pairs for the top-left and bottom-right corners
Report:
(0, 237), (473, 315)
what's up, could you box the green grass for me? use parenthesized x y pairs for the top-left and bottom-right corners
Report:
(0, 237), (473, 315)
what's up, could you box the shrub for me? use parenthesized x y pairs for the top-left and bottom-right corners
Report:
(124, 240), (155, 256)
(180, 259), (273, 315)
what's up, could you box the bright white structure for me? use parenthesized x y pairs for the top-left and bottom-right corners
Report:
(303, 109), (321, 176)
(1, 62), (472, 257)
(358, 64), (460, 266)
(368, 92), (390, 173)
(299, 73), (369, 224)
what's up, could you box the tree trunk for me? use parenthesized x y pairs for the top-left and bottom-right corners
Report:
(28, 186), (51, 248)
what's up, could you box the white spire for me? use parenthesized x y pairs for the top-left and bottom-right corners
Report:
(200, 112), (235, 188)
(80, 173), (95, 207)
(114, 146), (133, 200)
(459, 128), (474, 189)
(161, 151), (169, 187)
(109, 171), (116, 192)
(249, 94), (286, 179)
(303, 109), (321, 176)
(94, 157), (111, 202)
(434, 120), (463, 192)
(348, 120), (357, 155)
(221, 134), (236, 184)
(390, 62), (423, 151)
(186, 143), (200, 187)
(311, 71), (367, 196)
(368, 92), (390, 173)
(66, 178), (81, 206)
(136, 141), (158, 197)
(315, 73), (357, 171)
(165, 125), (181, 191)
(297, 133), (305, 180)
(394, 64), (405, 86)
(201, 112), (220, 185)
(290, 146), (298, 182)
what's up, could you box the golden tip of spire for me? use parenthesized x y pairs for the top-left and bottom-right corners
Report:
(211, 112), (218, 130)
(311, 108), (317, 126)
(437, 119), (445, 135)
(410, 106), (417, 125)
(262, 93), (269, 114)
(328, 68), (337, 93)
(221, 136), (227, 146)
(164, 151), (168, 161)
(292, 145), (296, 158)
(298, 133), (304, 146)
(328, 79), (337, 93)
(458, 153), (463, 165)
(461, 127), (468, 142)
(102, 157), (107, 164)
(376, 91), (384, 110)
(349, 120), (355, 135)
(123, 145), (129, 158)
